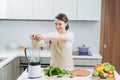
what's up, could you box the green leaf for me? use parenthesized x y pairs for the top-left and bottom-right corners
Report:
(43, 65), (70, 77)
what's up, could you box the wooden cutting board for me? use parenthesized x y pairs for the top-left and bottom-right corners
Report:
(92, 76), (115, 80)
(70, 69), (90, 77)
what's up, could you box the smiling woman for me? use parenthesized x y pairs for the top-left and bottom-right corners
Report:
(30, 13), (74, 69)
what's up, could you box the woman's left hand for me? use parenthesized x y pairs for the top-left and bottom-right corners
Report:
(30, 34), (42, 41)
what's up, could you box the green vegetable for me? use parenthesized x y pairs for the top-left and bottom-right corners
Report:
(103, 73), (108, 78)
(99, 73), (108, 79)
(93, 70), (99, 76)
(103, 62), (115, 72)
(43, 65), (70, 77)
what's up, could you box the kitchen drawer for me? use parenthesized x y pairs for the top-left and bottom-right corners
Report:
(74, 59), (101, 66)
(40, 57), (51, 64)
(74, 66), (93, 69)
(20, 57), (28, 63)
(20, 57), (101, 68)
(20, 57), (51, 64)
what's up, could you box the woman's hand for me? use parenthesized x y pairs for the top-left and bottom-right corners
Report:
(30, 34), (42, 48)
(30, 33), (42, 41)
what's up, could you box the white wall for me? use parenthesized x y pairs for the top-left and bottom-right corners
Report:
(0, 20), (100, 53)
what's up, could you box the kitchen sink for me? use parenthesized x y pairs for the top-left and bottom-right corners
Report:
(0, 57), (7, 63)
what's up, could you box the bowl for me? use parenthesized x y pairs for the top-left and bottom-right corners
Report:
(6, 43), (18, 50)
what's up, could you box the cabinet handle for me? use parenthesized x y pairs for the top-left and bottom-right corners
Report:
(104, 44), (107, 48)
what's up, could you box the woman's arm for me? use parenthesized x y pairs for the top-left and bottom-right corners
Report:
(30, 32), (73, 42)
(41, 33), (68, 42)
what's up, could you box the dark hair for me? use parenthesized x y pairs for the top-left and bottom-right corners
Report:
(55, 13), (69, 31)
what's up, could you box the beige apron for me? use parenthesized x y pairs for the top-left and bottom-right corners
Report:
(50, 39), (74, 69)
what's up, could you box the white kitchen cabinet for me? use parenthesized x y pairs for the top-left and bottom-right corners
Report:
(33, 0), (77, 20)
(3, 61), (13, 80)
(74, 58), (101, 69)
(54, 0), (77, 20)
(0, 68), (4, 80)
(33, 0), (53, 20)
(0, 0), (8, 18)
(12, 57), (20, 80)
(0, 0), (13, 19)
(0, 57), (20, 80)
(0, 0), (101, 20)
(19, 57), (101, 69)
(12, 0), (32, 19)
(77, 0), (101, 20)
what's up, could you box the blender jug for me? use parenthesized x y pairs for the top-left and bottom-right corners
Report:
(24, 47), (42, 79)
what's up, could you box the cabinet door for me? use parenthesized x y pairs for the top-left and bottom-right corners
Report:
(0, 0), (8, 18)
(78, 0), (101, 20)
(3, 62), (13, 80)
(54, 0), (77, 20)
(12, 0), (32, 19)
(33, 0), (53, 20)
(1, 58), (20, 80)
(0, 0), (14, 19)
(0, 69), (4, 80)
(12, 57), (20, 80)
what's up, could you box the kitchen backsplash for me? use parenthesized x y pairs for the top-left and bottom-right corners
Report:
(0, 20), (100, 54)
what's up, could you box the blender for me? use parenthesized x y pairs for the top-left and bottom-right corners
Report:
(24, 46), (42, 79)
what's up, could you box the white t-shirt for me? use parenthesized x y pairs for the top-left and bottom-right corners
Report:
(66, 31), (74, 54)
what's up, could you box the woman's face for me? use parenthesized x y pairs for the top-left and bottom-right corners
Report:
(55, 19), (67, 34)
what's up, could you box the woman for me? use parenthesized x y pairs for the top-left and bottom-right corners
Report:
(30, 13), (74, 69)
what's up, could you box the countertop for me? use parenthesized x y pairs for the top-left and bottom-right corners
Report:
(17, 69), (93, 80)
(17, 69), (120, 80)
(0, 50), (102, 69)
(0, 50), (119, 80)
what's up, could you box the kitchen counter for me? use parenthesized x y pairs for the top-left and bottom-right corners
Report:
(0, 50), (102, 69)
(17, 69), (93, 80)
(17, 69), (120, 80)
(0, 50), (119, 80)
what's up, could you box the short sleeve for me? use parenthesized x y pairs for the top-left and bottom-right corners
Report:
(66, 31), (74, 42)
(66, 31), (74, 54)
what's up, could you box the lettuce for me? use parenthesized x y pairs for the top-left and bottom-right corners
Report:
(103, 62), (115, 72)
(43, 66), (70, 77)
